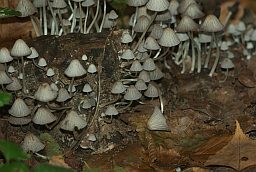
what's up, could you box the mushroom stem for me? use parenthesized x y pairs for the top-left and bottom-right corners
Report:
(131, 7), (138, 36)
(181, 41), (190, 74)
(204, 35), (214, 68)
(83, 6), (89, 33)
(99, 0), (106, 32)
(78, 2), (83, 33)
(69, 77), (75, 97)
(86, 0), (100, 33)
(47, 0), (58, 34)
(42, 3), (47, 35)
(219, 69), (229, 83)
(209, 33), (220, 77)
(30, 16), (41, 36)
(21, 56), (26, 94)
(71, 3), (77, 33)
(132, 11), (158, 53)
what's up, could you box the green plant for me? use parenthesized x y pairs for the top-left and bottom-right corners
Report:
(0, 7), (21, 18)
(0, 92), (12, 108)
(0, 140), (73, 172)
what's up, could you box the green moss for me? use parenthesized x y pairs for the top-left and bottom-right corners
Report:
(39, 133), (62, 157)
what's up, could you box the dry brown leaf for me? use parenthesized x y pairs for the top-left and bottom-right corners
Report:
(205, 120), (256, 171)
(49, 155), (71, 169)
(183, 167), (210, 172)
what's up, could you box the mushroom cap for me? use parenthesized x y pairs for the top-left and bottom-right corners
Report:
(33, 0), (48, 8)
(81, 0), (95, 7)
(121, 30), (133, 44)
(16, 0), (37, 17)
(159, 28), (180, 47)
(182, 3), (204, 19)
(149, 24), (164, 40)
(144, 83), (159, 98)
(32, 107), (57, 125)
(144, 36), (160, 50)
(176, 32), (189, 42)
(11, 39), (31, 57)
(127, 0), (148, 7)
(105, 105), (119, 116)
(22, 133), (45, 153)
(130, 60), (143, 72)
(200, 14), (224, 33)
(6, 77), (22, 91)
(139, 70), (151, 82)
(34, 83), (57, 102)
(27, 47), (39, 59)
(64, 59), (86, 77)
(120, 49), (135, 60)
(168, 0), (179, 16)
(9, 98), (31, 117)
(178, 0), (196, 14)
(135, 79), (148, 91)
(60, 110), (87, 131)
(143, 58), (156, 71)
(146, 0), (169, 12)
(220, 58), (235, 69)
(56, 88), (71, 102)
(46, 68), (55, 77)
(176, 15), (199, 32)
(0, 70), (13, 84)
(51, 0), (67, 9)
(83, 83), (93, 93)
(8, 116), (31, 125)
(109, 10), (118, 20)
(0, 47), (13, 63)
(111, 81), (126, 94)
(134, 15), (150, 33)
(38, 58), (47, 67)
(87, 64), (97, 74)
(147, 106), (168, 131)
(149, 66), (164, 80)
(124, 85), (142, 101)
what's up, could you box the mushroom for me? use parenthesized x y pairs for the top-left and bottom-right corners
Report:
(147, 106), (169, 131)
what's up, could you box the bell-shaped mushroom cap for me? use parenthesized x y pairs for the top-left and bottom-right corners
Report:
(137, 40), (148, 53)
(27, 47), (39, 59)
(32, 107), (57, 125)
(33, 0), (48, 8)
(159, 28), (180, 47)
(121, 30), (133, 44)
(168, 0), (179, 16)
(105, 105), (119, 116)
(236, 21), (246, 32)
(139, 70), (151, 82)
(87, 64), (97, 74)
(16, 0), (37, 17)
(111, 81), (126, 94)
(34, 83), (57, 102)
(134, 15), (150, 33)
(50, 83), (59, 92)
(150, 24), (164, 40)
(38, 57), (47, 67)
(56, 88), (71, 102)
(183, 3), (204, 19)
(120, 49), (135, 60)
(64, 59), (86, 77)
(8, 66), (16, 73)
(9, 98), (31, 117)
(149, 66), (164, 80)
(6, 77), (22, 91)
(46, 68), (55, 77)
(176, 32), (189, 42)
(22, 133), (45, 153)
(130, 60), (143, 72)
(8, 116), (31, 125)
(74, 8), (86, 19)
(220, 41), (228, 51)
(124, 85), (142, 101)
(155, 11), (172, 22)
(144, 36), (160, 50)
(109, 10), (118, 20)
(135, 79), (147, 91)
(11, 39), (31, 57)
(60, 110), (87, 131)
(198, 33), (212, 43)
(143, 58), (156, 71)
(51, 0), (67, 8)
(146, 0), (169, 12)
(200, 14), (224, 33)
(178, 0), (196, 14)
(220, 58), (235, 69)
(0, 70), (13, 84)
(176, 15), (199, 32)
(82, 54), (88, 61)
(103, 14), (116, 29)
(83, 83), (92, 93)
(81, 0), (95, 7)
(0, 47), (13, 63)
(82, 97), (92, 109)
(144, 83), (159, 98)
(127, 0), (148, 7)
(137, 6), (150, 19)
(147, 106), (168, 131)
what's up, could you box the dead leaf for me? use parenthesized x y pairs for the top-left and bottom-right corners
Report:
(49, 155), (71, 169)
(205, 120), (256, 171)
(183, 167), (210, 172)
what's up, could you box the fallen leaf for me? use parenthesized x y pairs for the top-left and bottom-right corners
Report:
(183, 167), (210, 172)
(205, 120), (256, 171)
(49, 155), (71, 169)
